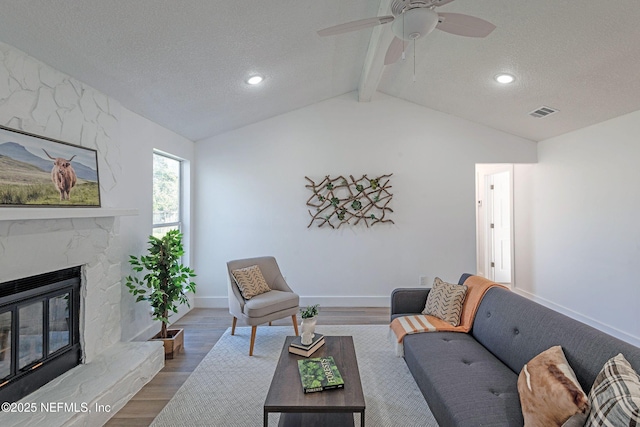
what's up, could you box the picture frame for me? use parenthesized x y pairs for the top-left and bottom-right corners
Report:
(0, 125), (101, 207)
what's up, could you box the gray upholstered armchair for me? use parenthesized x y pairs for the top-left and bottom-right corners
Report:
(227, 256), (300, 356)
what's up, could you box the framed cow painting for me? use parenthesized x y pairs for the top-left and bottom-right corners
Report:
(0, 125), (101, 207)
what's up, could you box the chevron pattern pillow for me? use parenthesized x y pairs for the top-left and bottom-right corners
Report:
(585, 353), (640, 426)
(421, 277), (468, 326)
(231, 265), (271, 300)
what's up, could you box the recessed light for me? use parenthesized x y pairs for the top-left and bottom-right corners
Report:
(246, 75), (264, 85)
(495, 73), (515, 84)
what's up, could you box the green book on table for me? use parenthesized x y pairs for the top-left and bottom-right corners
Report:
(297, 355), (345, 393)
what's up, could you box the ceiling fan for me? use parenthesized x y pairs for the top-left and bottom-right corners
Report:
(317, 0), (496, 65)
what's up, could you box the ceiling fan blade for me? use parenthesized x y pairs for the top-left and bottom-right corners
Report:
(436, 13), (496, 38)
(384, 37), (405, 65)
(317, 16), (394, 37)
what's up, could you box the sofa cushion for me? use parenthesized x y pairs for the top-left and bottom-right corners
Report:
(242, 290), (299, 318)
(517, 345), (589, 427)
(231, 265), (271, 299)
(471, 286), (640, 393)
(422, 277), (467, 326)
(403, 332), (524, 426)
(585, 353), (640, 426)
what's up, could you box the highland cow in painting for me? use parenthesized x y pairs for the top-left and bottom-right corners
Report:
(42, 149), (77, 201)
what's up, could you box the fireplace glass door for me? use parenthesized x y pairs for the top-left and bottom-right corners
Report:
(0, 267), (81, 403)
(49, 293), (71, 353)
(18, 301), (44, 370)
(0, 311), (10, 379)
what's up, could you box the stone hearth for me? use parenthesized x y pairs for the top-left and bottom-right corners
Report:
(0, 212), (163, 426)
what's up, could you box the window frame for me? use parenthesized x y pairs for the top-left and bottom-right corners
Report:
(152, 150), (183, 237)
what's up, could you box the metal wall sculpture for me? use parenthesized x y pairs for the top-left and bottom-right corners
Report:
(305, 174), (394, 228)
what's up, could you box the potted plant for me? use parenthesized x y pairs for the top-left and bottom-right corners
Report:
(299, 304), (319, 345)
(125, 229), (196, 359)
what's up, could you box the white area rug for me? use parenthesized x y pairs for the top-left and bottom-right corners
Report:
(151, 325), (438, 427)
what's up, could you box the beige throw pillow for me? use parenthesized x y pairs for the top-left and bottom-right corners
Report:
(517, 346), (589, 427)
(231, 265), (271, 300)
(585, 353), (640, 427)
(421, 277), (467, 326)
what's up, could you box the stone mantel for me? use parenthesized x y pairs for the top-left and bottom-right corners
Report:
(0, 208), (138, 221)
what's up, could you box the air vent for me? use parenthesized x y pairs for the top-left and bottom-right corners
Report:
(529, 106), (559, 118)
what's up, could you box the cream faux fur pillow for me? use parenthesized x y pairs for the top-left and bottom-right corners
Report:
(518, 346), (589, 427)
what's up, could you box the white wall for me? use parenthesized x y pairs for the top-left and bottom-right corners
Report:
(117, 108), (195, 341)
(193, 92), (537, 308)
(520, 110), (640, 346)
(513, 163), (535, 291)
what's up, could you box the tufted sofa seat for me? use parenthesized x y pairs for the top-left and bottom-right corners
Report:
(391, 275), (640, 427)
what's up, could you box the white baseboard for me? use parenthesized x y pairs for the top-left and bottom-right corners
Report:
(298, 296), (389, 307)
(130, 322), (160, 342)
(128, 304), (192, 341)
(195, 296), (229, 308)
(195, 296), (390, 308)
(513, 288), (640, 347)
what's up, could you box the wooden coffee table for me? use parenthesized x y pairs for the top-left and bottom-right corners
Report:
(264, 335), (366, 427)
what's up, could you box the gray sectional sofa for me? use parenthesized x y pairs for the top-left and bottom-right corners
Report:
(391, 274), (640, 426)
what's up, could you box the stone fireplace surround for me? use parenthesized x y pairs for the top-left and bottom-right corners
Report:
(0, 210), (164, 426)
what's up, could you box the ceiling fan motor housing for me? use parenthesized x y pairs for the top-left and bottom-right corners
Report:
(390, 0), (455, 15)
(391, 8), (439, 41)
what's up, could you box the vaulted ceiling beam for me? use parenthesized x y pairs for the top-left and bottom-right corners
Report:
(358, 0), (394, 102)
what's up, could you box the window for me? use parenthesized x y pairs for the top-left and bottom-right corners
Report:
(153, 152), (182, 238)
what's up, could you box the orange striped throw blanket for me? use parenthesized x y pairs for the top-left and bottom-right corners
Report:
(389, 276), (506, 356)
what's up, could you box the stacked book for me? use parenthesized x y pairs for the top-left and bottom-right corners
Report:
(297, 355), (345, 393)
(288, 333), (325, 357)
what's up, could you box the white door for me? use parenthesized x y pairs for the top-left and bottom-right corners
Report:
(489, 171), (512, 283)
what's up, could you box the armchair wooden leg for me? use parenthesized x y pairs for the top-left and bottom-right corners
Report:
(249, 326), (257, 356)
(292, 314), (299, 336)
(269, 321), (272, 326)
(231, 317), (237, 335)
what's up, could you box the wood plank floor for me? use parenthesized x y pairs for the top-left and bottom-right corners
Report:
(105, 307), (390, 427)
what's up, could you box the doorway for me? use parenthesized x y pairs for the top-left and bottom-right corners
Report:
(476, 164), (514, 286)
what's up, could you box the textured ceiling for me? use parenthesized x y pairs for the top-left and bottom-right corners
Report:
(0, 1), (640, 142)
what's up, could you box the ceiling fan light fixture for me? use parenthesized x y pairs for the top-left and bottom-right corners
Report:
(391, 8), (439, 41)
(495, 73), (515, 84)
(246, 74), (264, 85)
